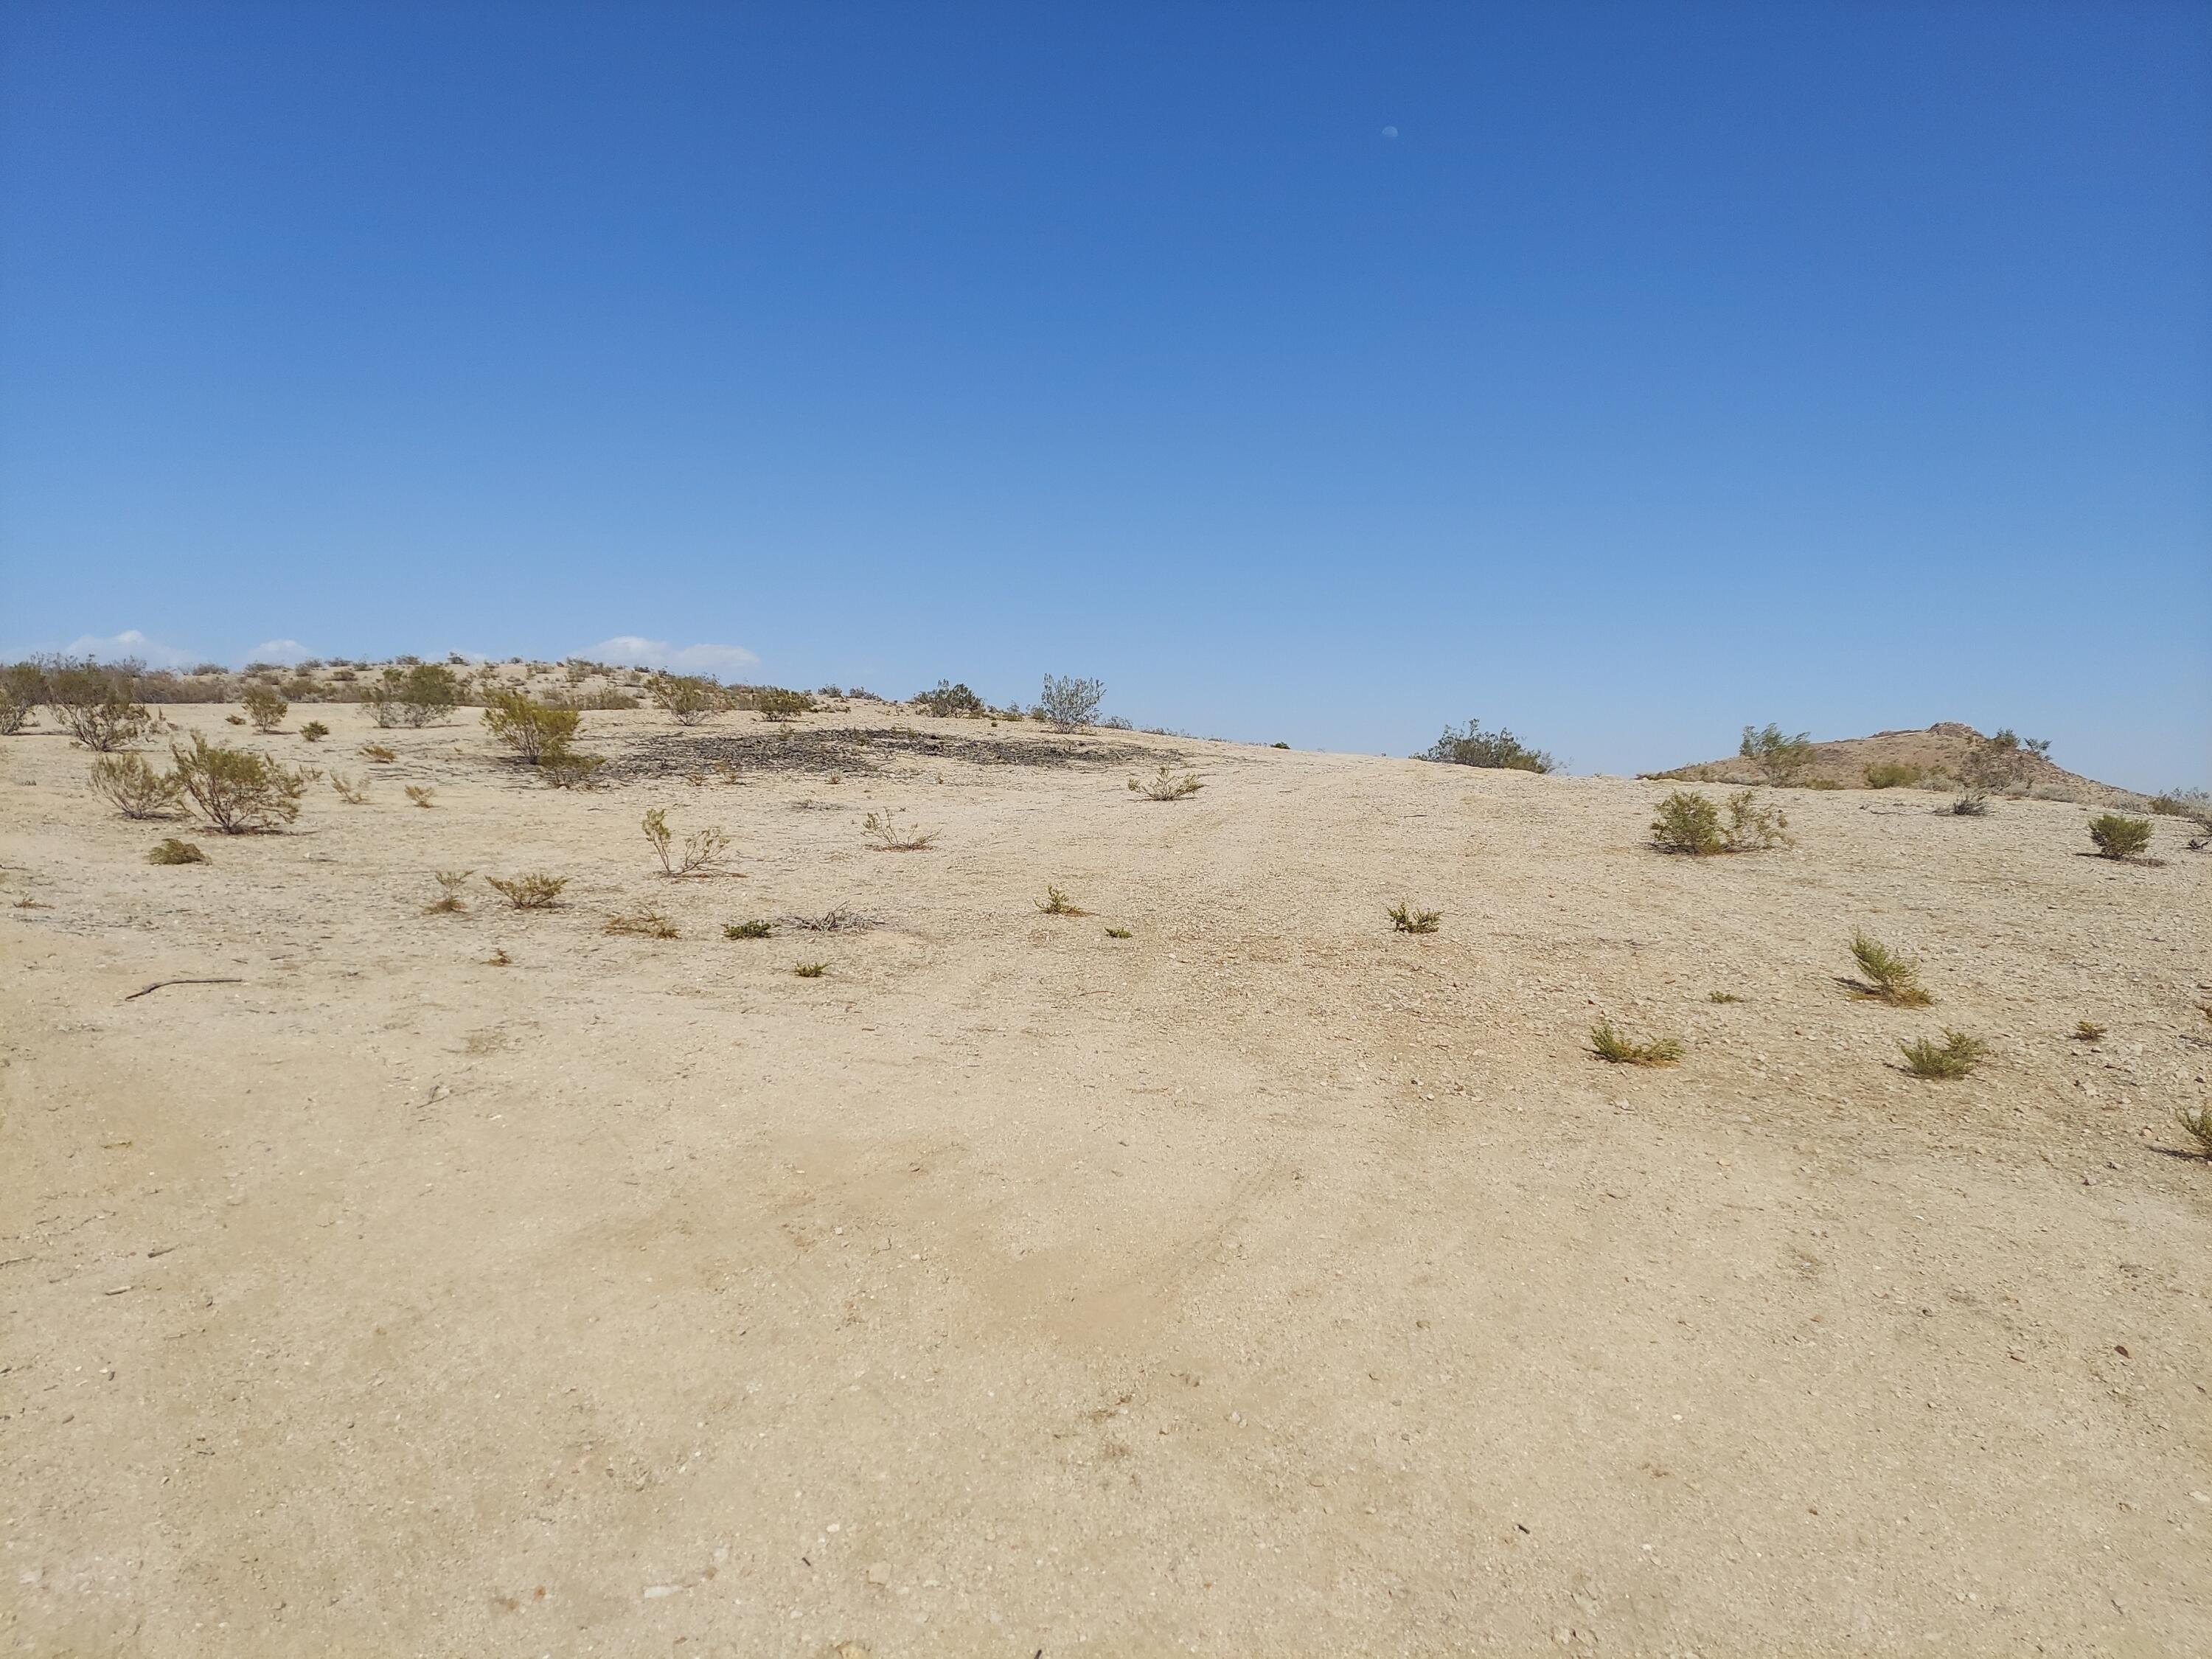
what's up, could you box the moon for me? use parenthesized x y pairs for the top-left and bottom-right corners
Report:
(1381, 125), (1399, 139)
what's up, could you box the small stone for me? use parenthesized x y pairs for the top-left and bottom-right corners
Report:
(866, 1562), (891, 1587)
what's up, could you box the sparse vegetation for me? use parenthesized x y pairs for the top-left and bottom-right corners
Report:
(1387, 900), (1441, 933)
(1899, 1029), (1989, 1079)
(863, 810), (938, 850)
(914, 680), (986, 718)
(361, 742), (397, 763)
(1708, 990), (1742, 1004)
(643, 807), (734, 876)
(2072, 1020), (2106, 1043)
(426, 869), (474, 914)
(1590, 1021), (1682, 1065)
(753, 687), (815, 722)
(540, 748), (608, 789)
(147, 837), (208, 865)
(2175, 1102), (2212, 1158)
(1419, 717), (1556, 773)
(1950, 728), (2051, 814)
(1037, 886), (1087, 915)
(41, 659), (153, 751)
(484, 947), (512, 966)
(241, 684), (288, 732)
(299, 720), (329, 742)
(330, 772), (369, 804)
(1037, 674), (1105, 731)
(1128, 765), (1203, 801)
(605, 908), (679, 939)
(481, 690), (581, 763)
(366, 663), (463, 728)
(2087, 813), (2152, 860)
(88, 753), (184, 818)
(1650, 788), (1790, 855)
(724, 919), (773, 939)
(170, 734), (311, 832)
(405, 785), (436, 808)
(486, 872), (566, 910)
(1848, 930), (1932, 1006)
(793, 961), (828, 978)
(1740, 723), (1815, 786)
(1863, 762), (1923, 789)
(790, 905), (866, 932)
(1105, 926), (1133, 939)
(648, 673), (726, 725)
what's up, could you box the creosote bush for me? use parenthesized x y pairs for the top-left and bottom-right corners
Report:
(1037, 674), (1105, 731)
(2087, 813), (2152, 860)
(170, 734), (312, 832)
(486, 872), (566, 910)
(863, 810), (938, 850)
(1863, 762), (1923, 790)
(1419, 717), (1556, 773)
(365, 664), (462, 728)
(1387, 900), (1441, 934)
(724, 919), (773, 939)
(1848, 931), (1932, 1006)
(913, 680), (986, 718)
(42, 660), (153, 751)
(147, 837), (208, 865)
(1899, 1029), (1988, 1079)
(1129, 765), (1203, 801)
(482, 690), (581, 763)
(649, 673), (726, 725)
(643, 807), (733, 876)
(1037, 886), (1086, 916)
(1590, 1021), (1682, 1066)
(541, 748), (608, 789)
(1739, 723), (1816, 786)
(753, 687), (815, 722)
(1650, 789), (1790, 855)
(299, 720), (329, 742)
(241, 684), (288, 732)
(88, 753), (183, 819)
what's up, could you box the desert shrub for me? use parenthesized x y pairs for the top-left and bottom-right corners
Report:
(170, 734), (310, 832)
(541, 748), (608, 789)
(1037, 674), (1105, 731)
(426, 869), (473, 914)
(394, 664), (462, 726)
(914, 680), (986, 717)
(1105, 925), (1133, 939)
(241, 684), (288, 731)
(88, 753), (183, 818)
(1804, 779), (1844, 790)
(330, 772), (369, 804)
(643, 807), (733, 875)
(753, 687), (815, 721)
(299, 720), (329, 742)
(1739, 723), (1815, 785)
(147, 836), (208, 865)
(724, 919), (773, 939)
(790, 905), (866, 932)
(1129, 765), (1203, 801)
(1848, 930), (1932, 1006)
(1899, 1029), (1988, 1079)
(1590, 1021), (1682, 1065)
(2146, 786), (2209, 821)
(482, 690), (580, 762)
(863, 810), (937, 850)
(649, 673), (726, 725)
(1387, 900), (1441, 933)
(225, 714), (245, 726)
(2072, 1020), (2106, 1043)
(361, 742), (397, 763)
(405, 785), (436, 808)
(605, 908), (679, 939)
(2175, 1102), (2212, 1158)
(486, 872), (566, 909)
(1863, 762), (1922, 790)
(793, 961), (828, 978)
(1418, 717), (1556, 773)
(2087, 813), (2152, 860)
(0, 665), (35, 734)
(41, 659), (152, 751)
(1649, 790), (1722, 854)
(1037, 886), (1087, 915)
(1708, 990), (1742, 1003)
(1950, 728), (2051, 813)
(1722, 791), (1790, 849)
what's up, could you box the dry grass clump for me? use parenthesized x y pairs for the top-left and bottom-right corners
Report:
(1650, 789), (1790, 855)
(487, 872), (567, 910)
(147, 837), (209, 865)
(361, 742), (397, 763)
(405, 785), (436, 808)
(793, 961), (828, 978)
(1387, 900), (1441, 933)
(299, 720), (329, 742)
(1128, 765), (1203, 801)
(88, 754), (184, 818)
(643, 807), (734, 876)
(425, 869), (474, 914)
(2174, 1102), (2212, 1158)
(2087, 813), (2152, 860)
(242, 684), (288, 732)
(330, 772), (370, 804)
(170, 734), (313, 832)
(789, 905), (866, 932)
(1899, 1029), (1989, 1079)
(1708, 990), (1743, 1004)
(2071, 1020), (2106, 1043)
(484, 947), (512, 967)
(605, 908), (679, 939)
(724, 919), (773, 939)
(1105, 926), (1133, 939)
(1590, 1021), (1683, 1066)
(863, 810), (938, 851)
(1847, 931), (1932, 1006)
(1037, 886), (1087, 916)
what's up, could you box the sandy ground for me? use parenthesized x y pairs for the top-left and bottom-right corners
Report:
(4, 703), (2209, 1657)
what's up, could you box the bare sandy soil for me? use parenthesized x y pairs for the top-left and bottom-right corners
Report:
(4, 704), (2209, 1657)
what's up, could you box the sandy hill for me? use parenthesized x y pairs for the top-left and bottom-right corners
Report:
(4, 699), (2209, 1653)
(1649, 720), (2150, 805)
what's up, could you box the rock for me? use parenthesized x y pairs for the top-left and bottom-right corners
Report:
(866, 1562), (891, 1587)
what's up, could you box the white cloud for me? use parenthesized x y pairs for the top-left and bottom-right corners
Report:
(60, 629), (198, 669)
(587, 636), (761, 679)
(244, 639), (313, 666)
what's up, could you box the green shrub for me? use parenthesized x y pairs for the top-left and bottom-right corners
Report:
(793, 961), (828, 978)
(147, 836), (208, 865)
(1418, 717), (1555, 773)
(241, 684), (288, 731)
(1848, 931), (1932, 1006)
(2072, 1020), (2105, 1043)
(753, 687), (815, 722)
(1037, 674), (1105, 731)
(170, 734), (311, 832)
(540, 748), (608, 789)
(299, 720), (329, 742)
(649, 672), (726, 725)
(1898, 1029), (1988, 1079)
(914, 680), (986, 717)
(1739, 723), (1815, 785)
(482, 690), (580, 762)
(1590, 1021), (1682, 1065)
(486, 872), (566, 909)
(2146, 786), (2209, 822)
(1708, 990), (1742, 1003)
(1950, 728), (2051, 813)
(1128, 765), (1203, 801)
(1386, 900), (1441, 933)
(1863, 762), (1923, 790)
(724, 919), (773, 939)
(2175, 1102), (2212, 1158)
(2087, 813), (2152, 860)
(1037, 886), (1086, 915)
(88, 753), (183, 818)
(1650, 790), (1722, 854)
(1105, 926), (1133, 939)
(41, 659), (152, 751)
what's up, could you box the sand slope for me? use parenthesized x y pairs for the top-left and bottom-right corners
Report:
(4, 705), (2208, 1655)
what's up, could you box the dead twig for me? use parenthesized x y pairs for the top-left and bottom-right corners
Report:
(123, 977), (244, 1001)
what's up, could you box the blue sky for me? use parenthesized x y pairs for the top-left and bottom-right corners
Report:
(2, 3), (2206, 786)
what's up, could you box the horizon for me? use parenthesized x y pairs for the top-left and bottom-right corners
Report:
(4, 3), (2208, 790)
